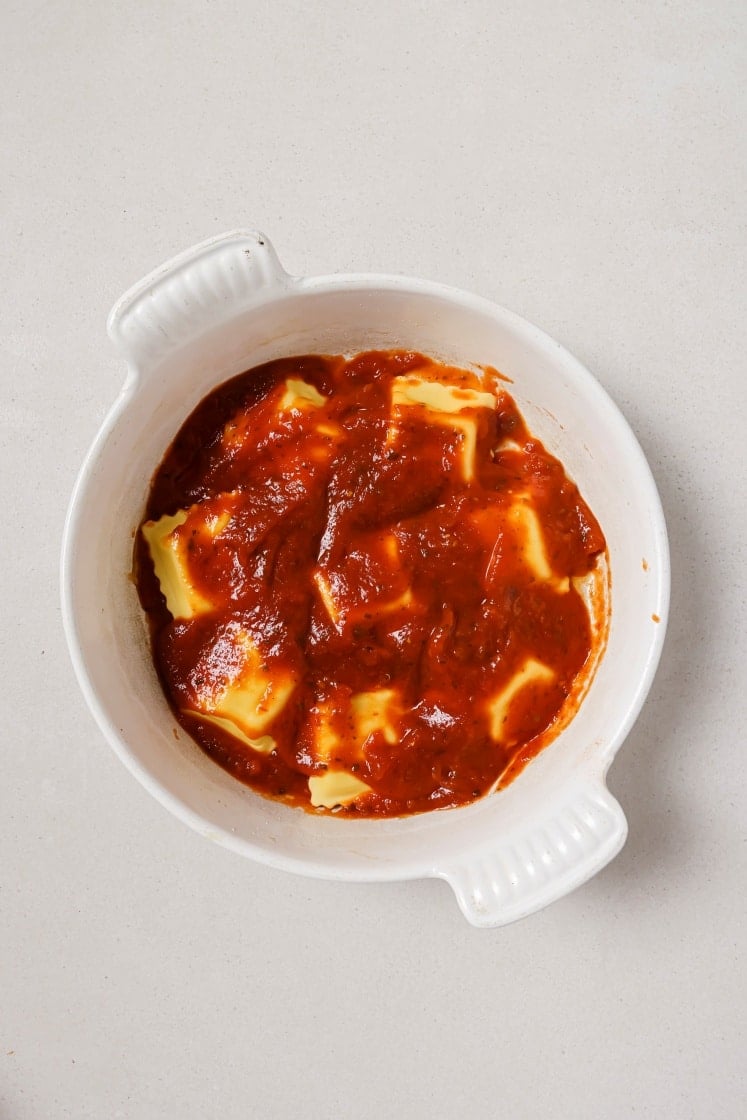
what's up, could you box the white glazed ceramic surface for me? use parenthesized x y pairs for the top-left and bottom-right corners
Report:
(61, 230), (669, 927)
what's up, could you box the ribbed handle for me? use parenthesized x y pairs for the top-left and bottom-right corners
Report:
(438, 781), (628, 928)
(107, 230), (289, 370)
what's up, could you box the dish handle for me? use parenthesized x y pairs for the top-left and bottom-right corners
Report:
(436, 780), (628, 928)
(107, 230), (290, 370)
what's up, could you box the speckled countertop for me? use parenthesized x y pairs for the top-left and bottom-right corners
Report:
(1, 2), (745, 1117)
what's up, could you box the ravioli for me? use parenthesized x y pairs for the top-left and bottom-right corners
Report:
(487, 658), (556, 742)
(279, 378), (327, 412)
(182, 627), (297, 742)
(142, 501), (235, 619)
(388, 376), (497, 482)
(312, 530), (414, 631)
(308, 770), (373, 809)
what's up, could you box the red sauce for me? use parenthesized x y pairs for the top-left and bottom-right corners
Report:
(135, 351), (607, 816)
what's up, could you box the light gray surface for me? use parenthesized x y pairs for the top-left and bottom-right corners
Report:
(1, 2), (745, 1118)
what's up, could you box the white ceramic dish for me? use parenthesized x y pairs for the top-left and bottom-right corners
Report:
(61, 229), (669, 928)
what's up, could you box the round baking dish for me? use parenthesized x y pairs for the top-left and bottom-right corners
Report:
(61, 230), (669, 927)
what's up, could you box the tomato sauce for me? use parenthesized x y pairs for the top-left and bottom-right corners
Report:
(135, 351), (607, 816)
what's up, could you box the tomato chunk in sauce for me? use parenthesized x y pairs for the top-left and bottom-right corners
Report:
(135, 351), (607, 816)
